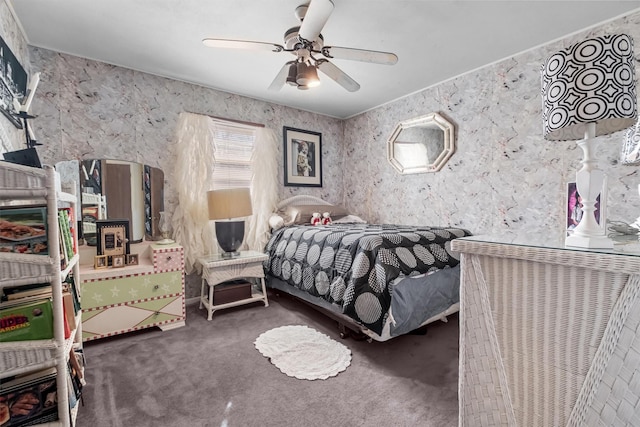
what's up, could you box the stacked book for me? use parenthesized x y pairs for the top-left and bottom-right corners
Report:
(58, 207), (76, 269)
(0, 367), (59, 426)
(0, 349), (84, 426)
(0, 205), (77, 268)
(0, 206), (48, 255)
(0, 277), (81, 342)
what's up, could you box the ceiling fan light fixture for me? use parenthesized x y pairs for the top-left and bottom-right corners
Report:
(286, 62), (298, 86)
(307, 66), (321, 87)
(296, 62), (320, 87)
(204, 0), (397, 93)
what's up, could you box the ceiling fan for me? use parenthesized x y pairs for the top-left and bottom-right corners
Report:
(202, 0), (398, 92)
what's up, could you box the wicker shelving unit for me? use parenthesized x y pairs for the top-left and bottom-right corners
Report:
(0, 162), (83, 426)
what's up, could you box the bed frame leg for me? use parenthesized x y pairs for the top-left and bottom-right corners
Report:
(337, 322), (371, 342)
(338, 323), (350, 339)
(410, 325), (429, 335)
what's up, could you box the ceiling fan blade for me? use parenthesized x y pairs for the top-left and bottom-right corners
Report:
(298, 0), (334, 42)
(316, 59), (360, 92)
(268, 62), (293, 91)
(202, 38), (284, 53)
(321, 46), (398, 65)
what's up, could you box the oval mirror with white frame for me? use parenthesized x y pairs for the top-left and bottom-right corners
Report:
(387, 112), (456, 174)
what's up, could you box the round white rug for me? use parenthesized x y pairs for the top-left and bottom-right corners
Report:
(254, 325), (352, 380)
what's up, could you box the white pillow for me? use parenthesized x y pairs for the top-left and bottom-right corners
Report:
(283, 204), (349, 224)
(268, 214), (285, 230)
(331, 215), (367, 224)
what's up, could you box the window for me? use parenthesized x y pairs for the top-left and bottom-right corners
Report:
(211, 122), (256, 190)
(172, 112), (277, 272)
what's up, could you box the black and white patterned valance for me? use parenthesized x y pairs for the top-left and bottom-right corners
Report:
(541, 34), (637, 141)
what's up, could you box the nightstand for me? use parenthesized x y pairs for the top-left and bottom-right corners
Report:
(198, 251), (269, 320)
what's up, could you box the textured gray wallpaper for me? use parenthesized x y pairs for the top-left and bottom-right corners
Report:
(2, 7), (640, 300)
(27, 48), (345, 218)
(344, 11), (640, 240)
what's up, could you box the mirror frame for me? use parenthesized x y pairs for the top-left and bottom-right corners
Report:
(387, 112), (456, 174)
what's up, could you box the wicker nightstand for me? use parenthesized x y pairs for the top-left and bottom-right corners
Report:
(198, 251), (269, 320)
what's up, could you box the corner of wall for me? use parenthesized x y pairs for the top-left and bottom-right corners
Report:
(339, 119), (347, 207)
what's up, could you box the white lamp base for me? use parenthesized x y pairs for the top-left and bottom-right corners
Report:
(565, 233), (613, 249)
(157, 238), (175, 245)
(564, 123), (613, 250)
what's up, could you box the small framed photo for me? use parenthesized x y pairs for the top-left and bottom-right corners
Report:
(112, 254), (126, 268)
(566, 180), (606, 235)
(283, 126), (322, 187)
(96, 219), (130, 264)
(126, 253), (139, 266)
(94, 255), (108, 269)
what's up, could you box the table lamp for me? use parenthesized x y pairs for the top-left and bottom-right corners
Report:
(207, 188), (252, 257)
(541, 33), (637, 248)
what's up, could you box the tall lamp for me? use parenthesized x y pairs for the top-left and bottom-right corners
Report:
(207, 188), (252, 257)
(542, 34), (637, 248)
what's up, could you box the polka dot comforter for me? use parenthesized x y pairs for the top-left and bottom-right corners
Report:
(264, 223), (472, 335)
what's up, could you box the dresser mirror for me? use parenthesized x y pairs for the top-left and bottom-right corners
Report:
(387, 112), (456, 174)
(56, 159), (164, 244)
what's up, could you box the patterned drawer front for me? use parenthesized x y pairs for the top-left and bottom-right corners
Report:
(82, 294), (184, 341)
(81, 271), (183, 310)
(153, 247), (183, 272)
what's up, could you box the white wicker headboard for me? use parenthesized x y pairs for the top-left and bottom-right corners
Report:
(276, 195), (333, 210)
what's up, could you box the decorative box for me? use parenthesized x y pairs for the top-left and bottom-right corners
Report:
(214, 280), (252, 305)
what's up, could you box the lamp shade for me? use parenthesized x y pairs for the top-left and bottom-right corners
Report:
(541, 34), (637, 141)
(207, 188), (252, 220)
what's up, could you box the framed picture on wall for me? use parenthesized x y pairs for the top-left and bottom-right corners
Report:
(96, 219), (130, 265)
(283, 126), (322, 187)
(0, 34), (28, 129)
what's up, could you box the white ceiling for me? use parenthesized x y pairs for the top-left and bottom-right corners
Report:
(8, 0), (640, 119)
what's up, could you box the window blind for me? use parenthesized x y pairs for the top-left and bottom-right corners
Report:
(211, 123), (256, 190)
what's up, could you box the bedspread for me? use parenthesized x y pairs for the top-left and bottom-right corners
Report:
(264, 223), (472, 334)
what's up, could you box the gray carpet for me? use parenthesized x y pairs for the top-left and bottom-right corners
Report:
(75, 291), (459, 427)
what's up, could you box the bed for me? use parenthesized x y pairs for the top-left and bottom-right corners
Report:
(264, 195), (472, 341)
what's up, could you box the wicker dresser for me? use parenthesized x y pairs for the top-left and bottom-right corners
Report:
(451, 234), (640, 427)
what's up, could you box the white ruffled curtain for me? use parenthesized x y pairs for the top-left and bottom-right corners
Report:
(171, 112), (278, 274)
(246, 127), (279, 250)
(171, 113), (217, 273)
